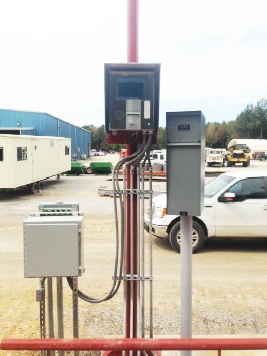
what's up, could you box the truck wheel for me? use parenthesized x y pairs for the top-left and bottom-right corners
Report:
(227, 162), (232, 167)
(86, 167), (91, 174)
(243, 158), (250, 167)
(169, 221), (206, 254)
(30, 183), (38, 194)
(37, 181), (43, 190)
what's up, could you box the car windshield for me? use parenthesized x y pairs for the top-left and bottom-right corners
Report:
(204, 174), (236, 198)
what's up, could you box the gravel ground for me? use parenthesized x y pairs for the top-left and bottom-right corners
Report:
(1, 154), (267, 356)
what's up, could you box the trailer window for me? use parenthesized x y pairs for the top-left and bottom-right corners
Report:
(17, 147), (28, 161)
(0, 148), (3, 161)
(65, 146), (70, 155)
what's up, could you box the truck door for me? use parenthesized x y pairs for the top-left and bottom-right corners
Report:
(214, 177), (267, 237)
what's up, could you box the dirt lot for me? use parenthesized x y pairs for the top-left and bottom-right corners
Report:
(1, 155), (267, 355)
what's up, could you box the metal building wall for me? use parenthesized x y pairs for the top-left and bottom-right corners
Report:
(0, 109), (91, 159)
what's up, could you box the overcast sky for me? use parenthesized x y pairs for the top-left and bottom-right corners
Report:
(0, 0), (267, 128)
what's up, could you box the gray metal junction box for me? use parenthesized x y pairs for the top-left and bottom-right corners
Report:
(166, 111), (205, 217)
(24, 215), (84, 278)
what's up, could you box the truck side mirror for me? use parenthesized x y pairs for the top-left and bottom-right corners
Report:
(218, 192), (235, 202)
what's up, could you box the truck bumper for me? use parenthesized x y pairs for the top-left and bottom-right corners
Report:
(144, 222), (168, 238)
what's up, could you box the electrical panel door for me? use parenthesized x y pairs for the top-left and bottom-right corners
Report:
(105, 63), (160, 135)
(166, 111), (205, 216)
(24, 215), (84, 277)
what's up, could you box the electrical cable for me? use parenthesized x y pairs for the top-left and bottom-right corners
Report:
(66, 131), (150, 303)
(126, 132), (151, 168)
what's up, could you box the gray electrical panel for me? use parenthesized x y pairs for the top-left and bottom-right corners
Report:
(24, 203), (84, 278)
(166, 111), (205, 216)
(104, 63), (160, 134)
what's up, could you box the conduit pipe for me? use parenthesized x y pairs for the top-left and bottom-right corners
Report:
(2, 338), (267, 351)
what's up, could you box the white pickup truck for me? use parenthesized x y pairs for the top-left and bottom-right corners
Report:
(144, 171), (267, 253)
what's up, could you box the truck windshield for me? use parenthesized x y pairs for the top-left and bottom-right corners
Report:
(235, 144), (246, 151)
(205, 175), (235, 198)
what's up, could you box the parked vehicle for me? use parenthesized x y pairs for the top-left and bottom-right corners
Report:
(0, 134), (71, 193)
(258, 153), (267, 161)
(150, 149), (166, 165)
(144, 171), (267, 253)
(226, 139), (250, 167)
(91, 149), (98, 157)
(206, 148), (226, 167)
(224, 139), (267, 159)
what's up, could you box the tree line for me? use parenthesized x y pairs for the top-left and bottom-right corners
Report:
(83, 98), (267, 151)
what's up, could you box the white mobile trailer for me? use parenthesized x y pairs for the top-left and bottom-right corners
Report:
(0, 135), (71, 193)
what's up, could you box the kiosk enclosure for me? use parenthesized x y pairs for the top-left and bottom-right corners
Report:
(104, 63), (160, 144)
(166, 111), (205, 217)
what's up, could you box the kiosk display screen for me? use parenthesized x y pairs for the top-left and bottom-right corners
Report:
(117, 77), (145, 100)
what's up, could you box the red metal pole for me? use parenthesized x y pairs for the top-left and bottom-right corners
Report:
(125, 143), (138, 342)
(2, 338), (267, 351)
(127, 0), (138, 62)
(125, 0), (138, 344)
